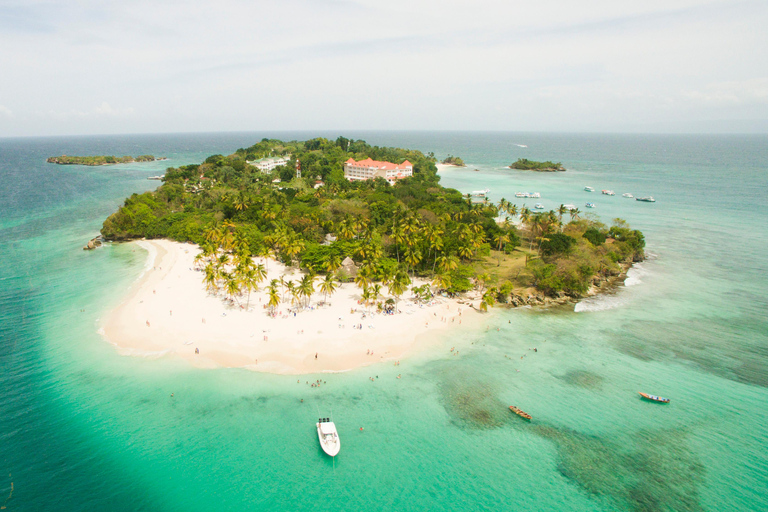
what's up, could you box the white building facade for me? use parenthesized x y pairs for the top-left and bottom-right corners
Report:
(247, 155), (291, 173)
(343, 158), (413, 185)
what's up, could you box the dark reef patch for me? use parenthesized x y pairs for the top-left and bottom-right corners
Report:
(558, 369), (605, 390)
(531, 424), (705, 511)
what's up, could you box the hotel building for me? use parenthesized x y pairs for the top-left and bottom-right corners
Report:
(343, 158), (413, 185)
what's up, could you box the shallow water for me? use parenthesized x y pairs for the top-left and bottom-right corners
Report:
(1, 132), (766, 511)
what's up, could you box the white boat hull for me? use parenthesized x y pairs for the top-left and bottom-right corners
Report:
(317, 421), (340, 457)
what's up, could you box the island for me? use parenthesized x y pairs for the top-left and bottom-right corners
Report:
(441, 155), (465, 167)
(47, 155), (164, 166)
(509, 158), (565, 172)
(97, 136), (644, 372)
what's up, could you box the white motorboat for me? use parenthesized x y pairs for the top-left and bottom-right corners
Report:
(514, 192), (541, 198)
(317, 417), (340, 456)
(534, 203), (545, 209)
(563, 204), (577, 210)
(470, 188), (490, 197)
(601, 189), (615, 196)
(585, 202), (596, 208)
(584, 186), (595, 192)
(622, 193), (633, 198)
(636, 196), (656, 202)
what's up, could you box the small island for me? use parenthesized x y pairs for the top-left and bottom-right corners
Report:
(509, 158), (565, 172)
(97, 136), (644, 373)
(441, 155), (466, 167)
(47, 155), (164, 166)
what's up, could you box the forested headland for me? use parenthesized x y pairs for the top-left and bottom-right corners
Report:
(100, 137), (644, 307)
(47, 155), (162, 166)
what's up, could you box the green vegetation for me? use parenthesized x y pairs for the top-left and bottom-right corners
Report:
(509, 158), (565, 172)
(441, 155), (465, 167)
(101, 137), (644, 306)
(47, 155), (159, 165)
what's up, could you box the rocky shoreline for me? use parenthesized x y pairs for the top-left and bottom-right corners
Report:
(505, 259), (636, 308)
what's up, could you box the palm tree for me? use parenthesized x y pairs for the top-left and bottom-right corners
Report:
(494, 233), (510, 265)
(283, 279), (294, 302)
(338, 217), (355, 241)
(558, 204), (568, 228)
(290, 287), (301, 308)
(224, 272), (241, 305)
(529, 214), (542, 250)
(519, 206), (531, 227)
(299, 273), (315, 308)
(370, 283), (382, 312)
(508, 203), (518, 218)
(387, 271), (410, 312)
(476, 272), (491, 293)
(319, 273), (338, 305)
(203, 262), (219, 293)
(569, 207), (581, 222)
(325, 253), (342, 274)
(354, 270), (372, 291)
(404, 245), (422, 280)
(233, 191), (249, 212)
(239, 266), (260, 309)
(436, 254), (459, 273)
(457, 243), (473, 262)
(267, 279), (280, 314)
(432, 273), (451, 295)
(254, 263), (267, 283)
(283, 232), (305, 266)
(479, 288), (497, 312)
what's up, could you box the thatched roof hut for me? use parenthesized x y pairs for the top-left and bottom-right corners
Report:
(340, 256), (358, 279)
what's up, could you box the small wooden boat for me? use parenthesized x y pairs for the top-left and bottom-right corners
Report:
(509, 405), (532, 420)
(638, 392), (670, 403)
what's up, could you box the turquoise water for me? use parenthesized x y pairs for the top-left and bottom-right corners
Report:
(1, 132), (767, 511)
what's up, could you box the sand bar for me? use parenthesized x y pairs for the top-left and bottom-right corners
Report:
(101, 240), (487, 374)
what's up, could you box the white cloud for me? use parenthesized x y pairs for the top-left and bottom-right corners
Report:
(0, 105), (12, 118)
(683, 78), (768, 105)
(0, 0), (767, 135)
(46, 102), (135, 120)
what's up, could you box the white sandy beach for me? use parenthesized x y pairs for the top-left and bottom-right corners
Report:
(101, 240), (487, 374)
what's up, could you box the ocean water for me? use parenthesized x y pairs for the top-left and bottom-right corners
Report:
(1, 132), (767, 511)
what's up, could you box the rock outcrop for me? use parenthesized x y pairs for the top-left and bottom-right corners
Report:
(84, 236), (104, 250)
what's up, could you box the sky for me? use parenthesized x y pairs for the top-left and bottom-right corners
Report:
(1, 0), (767, 137)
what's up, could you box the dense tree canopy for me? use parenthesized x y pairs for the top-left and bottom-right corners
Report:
(101, 138), (644, 301)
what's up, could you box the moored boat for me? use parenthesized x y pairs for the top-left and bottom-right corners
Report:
(622, 193), (633, 198)
(584, 186), (595, 192)
(534, 203), (544, 209)
(601, 189), (615, 196)
(563, 204), (577, 210)
(585, 202), (595, 208)
(470, 188), (490, 197)
(509, 405), (532, 420)
(636, 196), (656, 202)
(638, 392), (670, 403)
(316, 417), (341, 456)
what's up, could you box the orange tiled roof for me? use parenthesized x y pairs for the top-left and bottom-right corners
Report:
(345, 157), (413, 171)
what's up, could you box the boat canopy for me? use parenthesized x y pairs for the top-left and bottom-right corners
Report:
(319, 422), (336, 434)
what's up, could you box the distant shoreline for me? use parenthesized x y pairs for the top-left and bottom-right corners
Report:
(47, 155), (166, 166)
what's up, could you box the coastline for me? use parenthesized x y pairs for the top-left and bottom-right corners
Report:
(101, 240), (488, 374)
